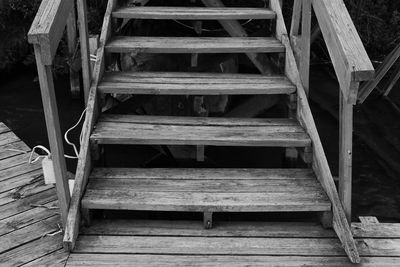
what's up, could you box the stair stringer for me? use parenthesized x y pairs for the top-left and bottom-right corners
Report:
(269, 0), (360, 263)
(63, 0), (117, 251)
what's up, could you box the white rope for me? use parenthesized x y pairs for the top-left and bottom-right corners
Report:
(28, 108), (87, 163)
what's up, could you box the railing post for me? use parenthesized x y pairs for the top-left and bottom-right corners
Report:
(77, 0), (92, 104)
(339, 88), (355, 224)
(33, 44), (71, 226)
(67, 3), (81, 98)
(300, 0), (312, 95)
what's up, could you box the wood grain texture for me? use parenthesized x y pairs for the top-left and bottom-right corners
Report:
(99, 72), (296, 95)
(27, 0), (74, 64)
(73, 235), (400, 257)
(65, 254), (400, 267)
(269, 0), (360, 262)
(106, 36), (285, 54)
(312, 0), (374, 103)
(91, 115), (311, 147)
(82, 167), (330, 212)
(63, 0), (117, 251)
(113, 7), (276, 20)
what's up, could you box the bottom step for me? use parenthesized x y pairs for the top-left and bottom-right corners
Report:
(82, 168), (331, 212)
(67, 220), (399, 266)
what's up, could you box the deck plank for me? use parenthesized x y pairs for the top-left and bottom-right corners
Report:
(66, 254), (400, 267)
(73, 235), (400, 257)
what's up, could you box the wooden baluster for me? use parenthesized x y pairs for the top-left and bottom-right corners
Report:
(77, 0), (92, 104)
(300, 0), (312, 96)
(33, 45), (71, 226)
(339, 86), (356, 224)
(67, 5), (81, 98)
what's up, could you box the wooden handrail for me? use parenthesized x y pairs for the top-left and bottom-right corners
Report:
(270, 0), (360, 263)
(312, 0), (374, 104)
(28, 0), (74, 65)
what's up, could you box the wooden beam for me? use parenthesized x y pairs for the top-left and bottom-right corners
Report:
(28, 0), (74, 65)
(312, 0), (374, 104)
(383, 61), (400, 97)
(201, 0), (272, 75)
(358, 42), (400, 102)
(67, 7), (81, 99)
(33, 44), (70, 226)
(339, 89), (355, 224)
(77, 0), (92, 104)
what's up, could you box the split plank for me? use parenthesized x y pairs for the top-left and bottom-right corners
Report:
(0, 215), (60, 253)
(99, 72), (296, 95)
(106, 36), (285, 54)
(0, 141), (30, 161)
(0, 232), (63, 266)
(0, 200), (58, 236)
(113, 7), (276, 20)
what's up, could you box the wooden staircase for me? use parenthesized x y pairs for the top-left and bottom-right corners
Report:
(62, 0), (362, 264)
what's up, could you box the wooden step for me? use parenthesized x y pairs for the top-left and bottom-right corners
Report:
(112, 7), (276, 20)
(98, 72), (296, 95)
(90, 115), (311, 147)
(82, 168), (331, 212)
(105, 37), (285, 54)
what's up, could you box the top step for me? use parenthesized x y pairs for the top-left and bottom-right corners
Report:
(112, 7), (276, 20)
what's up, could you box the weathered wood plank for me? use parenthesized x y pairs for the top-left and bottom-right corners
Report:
(0, 161), (41, 182)
(99, 72), (296, 95)
(27, 0), (74, 64)
(0, 232), (63, 266)
(0, 141), (30, 161)
(0, 131), (20, 147)
(106, 37), (285, 54)
(99, 114), (300, 126)
(82, 189), (330, 212)
(73, 235), (400, 257)
(0, 200), (58, 236)
(65, 254), (400, 267)
(90, 168), (315, 180)
(0, 123), (10, 134)
(0, 153), (33, 172)
(0, 179), (53, 207)
(0, 215), (60, 253)
(91, 115), (311, 147)
(0, 188), (56, 220)
(83, 220), (336, 238)
(22, 248), (69, 267)
(0, 167), (43, 194)
(113, 7), (276, 20)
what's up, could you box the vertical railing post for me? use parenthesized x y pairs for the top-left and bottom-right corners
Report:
(67, 3), (81, 98)
(77, 0), (92, 104)
(33, 45), (71, 226)
(339, 86), (356, 224)
(300, 0), (312, 95)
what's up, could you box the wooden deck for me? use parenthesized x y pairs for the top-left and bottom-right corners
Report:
(0, 123), (68, 266)
(1, 122), (400, 266)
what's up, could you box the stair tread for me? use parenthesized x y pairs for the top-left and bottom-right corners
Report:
(98, 72), (296, 95)
(90, 115), (311, 147)
(105, 36), (285, 54)
(112, 6), (276, 20)
(82, 168), (331, 212)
